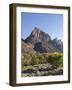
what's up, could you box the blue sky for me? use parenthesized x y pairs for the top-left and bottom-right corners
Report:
(21, 12), (63, 40)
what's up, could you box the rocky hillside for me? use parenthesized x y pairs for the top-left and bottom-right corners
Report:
(22, 27), (63, 53)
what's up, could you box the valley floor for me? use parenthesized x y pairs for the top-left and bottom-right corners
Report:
(21, 63), (63, 77)
(21, 52), (63, 77)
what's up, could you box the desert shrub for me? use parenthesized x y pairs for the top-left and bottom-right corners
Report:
(36, 53), (45, 64)
(30, 53), (45, 65)
(31, 54), (39, 65)
(47, 53), (63, 68)
(22, 52), (63, 67)
(22, 53), (31, 66)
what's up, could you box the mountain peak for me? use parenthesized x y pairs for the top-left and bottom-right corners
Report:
(31, 27), (41, 37)
(22, 27), (63, 53)
(53, 38), (63, 45)
(25, 27), (51, 44)
(33, 27), (40, 31)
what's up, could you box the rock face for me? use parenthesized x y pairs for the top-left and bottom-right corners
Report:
(21, 39), (35, 53)
(25, 27), (51, 44)
(22, 27), (63, 53)
(52, 38), (63, 52)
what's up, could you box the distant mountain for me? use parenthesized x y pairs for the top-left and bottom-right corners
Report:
(22, 27), (63, 53)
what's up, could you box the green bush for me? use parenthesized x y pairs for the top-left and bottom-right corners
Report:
(46, 53), (63, 68)
(22, 52), (63, 67)
(22, 53), (31, 66)
(31, 54), (39, 65)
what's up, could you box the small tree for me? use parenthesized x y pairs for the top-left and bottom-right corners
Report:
(47, 53), (63, 68)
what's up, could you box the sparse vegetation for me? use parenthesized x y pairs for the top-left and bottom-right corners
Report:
(22, 52), (63, 66)
(21, 52), (63, 77)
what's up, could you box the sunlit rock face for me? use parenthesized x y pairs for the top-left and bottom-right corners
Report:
(22, 27), (63, 53)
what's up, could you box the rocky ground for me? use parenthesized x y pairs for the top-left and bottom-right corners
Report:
(21, 63), (63, 77)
